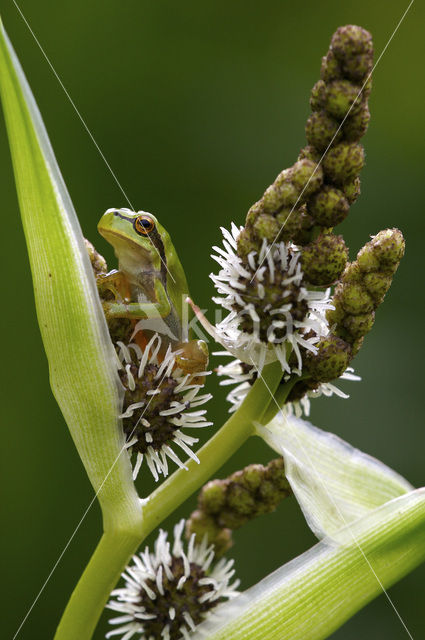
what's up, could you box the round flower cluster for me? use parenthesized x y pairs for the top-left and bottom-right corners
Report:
(210, 224), (332, 372)
(117, 334), (212, 481)
(106, 520), (239, 640)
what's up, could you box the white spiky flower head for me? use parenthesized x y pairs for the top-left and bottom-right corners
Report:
(106, 520), (240, 640)
(117, 334), (212, 481)
(205, 224), (333, 373)
(216, 353), (360, 417)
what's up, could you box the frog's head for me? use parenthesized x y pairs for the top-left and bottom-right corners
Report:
(97, 209), (190, 301)
(98, 208), (166, 270)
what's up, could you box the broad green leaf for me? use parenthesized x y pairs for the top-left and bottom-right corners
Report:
(194, 488), (425, 640)
(0, 20), (140, 530)
(255, 414), (412, 539)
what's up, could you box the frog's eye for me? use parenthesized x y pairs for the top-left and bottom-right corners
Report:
(134, 215), (155, 235)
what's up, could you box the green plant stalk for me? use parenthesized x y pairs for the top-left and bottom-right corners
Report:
(142, 360), (285, 531)
(54, 530), (141, 640)
(55, 360), (284, 639)
(260, 374), (301, 425)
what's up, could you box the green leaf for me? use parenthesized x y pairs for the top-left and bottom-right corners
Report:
(194, 488), (425, 640)
(0, 20), (140, 531)
(255, 414), (412, 539)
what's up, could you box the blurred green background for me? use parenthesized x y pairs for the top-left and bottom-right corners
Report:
(1, 1), (424, 638)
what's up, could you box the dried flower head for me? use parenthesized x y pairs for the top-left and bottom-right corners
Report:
(118, 334), (212, 481)
(106, 520), (240, 640)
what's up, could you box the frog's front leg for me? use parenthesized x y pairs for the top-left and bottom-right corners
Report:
(102, 278), (171, 320)
(97, 270), (131, 302)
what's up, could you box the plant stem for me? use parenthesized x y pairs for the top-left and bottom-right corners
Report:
(141, 360), (283, 533)
(260, 375), (300, 425)
(55, 360), (282, 640)
(54, 528), (142, 640)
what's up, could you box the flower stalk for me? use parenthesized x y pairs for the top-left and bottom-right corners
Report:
(141, 360), (284, 532)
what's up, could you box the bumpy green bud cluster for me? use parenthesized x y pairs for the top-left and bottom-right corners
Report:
(287, 228), (404, 400)
(186, 459), (292, 556)
(327, 228), (405, 352)
(301, 233), (348, 286)
(237, 25), (373, 261)
(286, 332), (352, 400)
(237, 158), (323, 256)
(305, 334), (352, 383)
(303, 25), (372, 229)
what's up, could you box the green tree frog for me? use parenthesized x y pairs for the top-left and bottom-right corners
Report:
(97, 208), (208, 376)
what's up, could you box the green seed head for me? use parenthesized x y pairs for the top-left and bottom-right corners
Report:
(336, 281), (375, 315)
(363, 271), (394, 303)
(368, 228), (405, 268)
(308, 185), (350, 227)
(305, 334), (352, 382)
(343, 103), (371, 141)
(239, 464), (264, 492)
(245, 201), (263, 226)
(253, 213), (281, 242)
(310, 79), (327, 111)
(237, 227), (261, 258)
(258, 479), (277, 503)
(189, 459), (291, 554)
(199, 480), (227, 514)
(266, 458), (292, 492)
(356, 245), (381, 272)
(331, 25), (373, 82)
(342, 311), (375, 339)
(325, 79), (363, 120)
(276, 205), (314, 245)
(357, 228), (405, 273)
(323, 141), (365, 184)
(320, 49), (343, 82)
(227, 483), (257, 516)
(342, 261), (363, 283)
(301, 234), (348, 285)
(298, 145), (321, 163)
(342, 176), (361, 204)
(262, 169), (299, 211)
(326, 303), (345, 328)
(325, 229), (405, 352)
(305, 110), (341, 151)
(291, 158), (324, 197)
